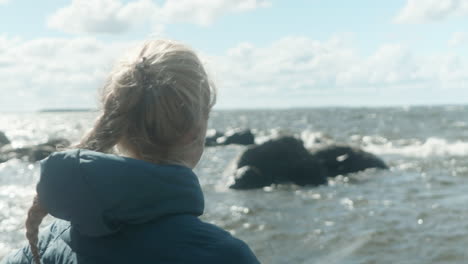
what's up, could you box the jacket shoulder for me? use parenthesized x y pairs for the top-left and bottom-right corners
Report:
(1, 220), (73, 264)
(127, 215), (260, 263)
(175, 218), (260, 264)
(213, 232), (260, 264)
(1, 248), (32, 264)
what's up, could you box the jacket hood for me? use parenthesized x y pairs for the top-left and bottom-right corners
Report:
(37, 149), (204, 237)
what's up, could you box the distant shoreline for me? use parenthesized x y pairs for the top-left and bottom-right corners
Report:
(38, 108), (96, 113)
(0, 103), (463, 114)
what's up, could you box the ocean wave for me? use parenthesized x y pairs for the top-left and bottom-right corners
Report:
(363, 137), (468, 157)
(298, 130), (468, 157)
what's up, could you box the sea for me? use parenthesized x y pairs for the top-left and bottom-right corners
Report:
(1, 105), (468, 264)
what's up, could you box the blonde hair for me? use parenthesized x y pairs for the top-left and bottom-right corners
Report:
(26, 39), (216, 263)
(79, 39), (216, 162)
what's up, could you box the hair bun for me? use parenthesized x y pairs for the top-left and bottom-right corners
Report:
(135, 57), (153, 90)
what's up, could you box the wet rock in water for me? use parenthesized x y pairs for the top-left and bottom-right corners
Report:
(0, 144), (23, 163)
(230, 136), (327, 189)
(39, 138), (71, 149)
(0, 131), (10, 148)
(230, 166), (272, 189)
(205, 129), (224, 147)
(309, 145), (388, 177)
(28, 145), (57, 162)
(0, 151), (9, 163)
(229, 136), (388, 190)
(28, 138), (71, 162)
(0, 138), (71, 163)
(217, 129), (255, 146)
(0, 147), (24, 164)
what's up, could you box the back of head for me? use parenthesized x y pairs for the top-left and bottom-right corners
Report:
(78, 39), (216, 163)
(25, 39), (215, 264)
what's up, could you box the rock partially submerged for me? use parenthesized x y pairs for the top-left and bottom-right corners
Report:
(205, 129), (255, 147)
(0, 138), (71, 163)
(0, 131), (10, 148)
(310, 145), (388, 177)
(231, 166), (273, 190)
(231, 136), (326, 189)
(29, 138), (71, 162)
(229, 136), (388, 190)
(205, 130), (224, 147)
(217, 129), (255, 145)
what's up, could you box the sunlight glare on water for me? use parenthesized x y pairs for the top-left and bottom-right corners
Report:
(1, 107), (468, 263)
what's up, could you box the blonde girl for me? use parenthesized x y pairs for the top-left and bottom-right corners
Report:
(2, 39), (259, 264)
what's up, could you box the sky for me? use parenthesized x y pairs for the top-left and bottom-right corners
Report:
(1, 0), (468, 111)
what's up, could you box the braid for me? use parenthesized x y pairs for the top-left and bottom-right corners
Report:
(76, 92), (133, 152)
(76, 113), (127, 152)
(76, 65), (148, 153)
(25, 195), (48, 264)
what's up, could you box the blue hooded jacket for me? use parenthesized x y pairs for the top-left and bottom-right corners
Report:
(2, 149), (259, 264)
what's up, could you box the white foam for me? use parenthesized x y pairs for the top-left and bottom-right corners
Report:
(300, 130), (468, 157)
(363, 137), (468, 157)
(301, 131), (334, 148)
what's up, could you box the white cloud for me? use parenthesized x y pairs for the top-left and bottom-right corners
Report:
(47, 0), (158, 34)
(448, 31), (468, 46)
(1, 35), (467, 111)
(47, 0), (271, 34)
(159, 0), (271, 26)
(0, 36), (137, 111)
(395, 0), (468, 23)
(0, 0), (10, 5)
(205, 36), (468, 107)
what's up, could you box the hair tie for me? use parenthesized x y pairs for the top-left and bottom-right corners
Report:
(135, 57), (156, 92)
(136, 57), (148, 70)
(135, 57), (149, 78)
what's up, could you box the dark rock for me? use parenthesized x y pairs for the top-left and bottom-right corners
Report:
(0, 150), (9, 163)
(38, 138), (71, 149)
(205, 130), (224, 147)
(229, 136), (388, 190)
(0, 145), (25, 162)
(217, 129), (255, 146)
(28, 145), (56, 162)
(230, 136), (327, 189)
(0, 131), (10, 148)
(28, 138), (70, 162)
(230, 166), (272, 190)
(309, 145), (388, 177)
(0, 138), (71, 163)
